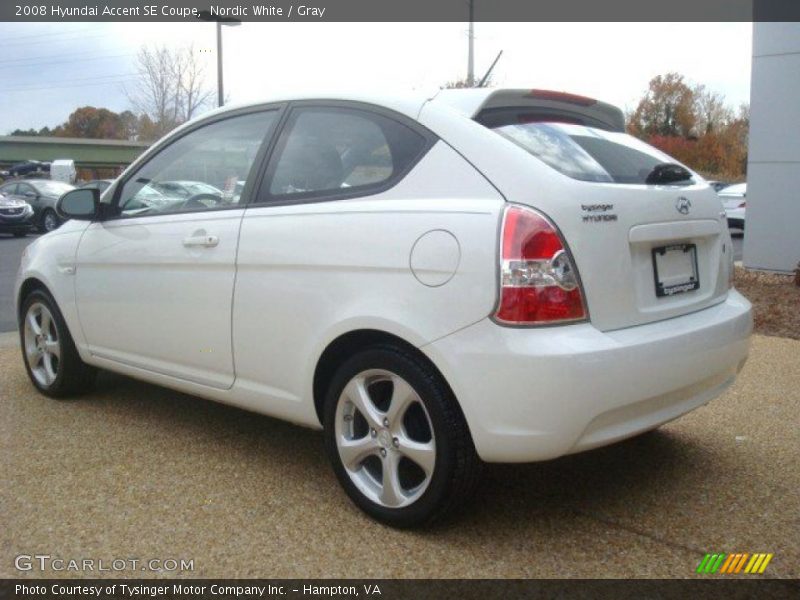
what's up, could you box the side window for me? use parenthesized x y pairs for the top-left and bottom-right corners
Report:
(116, 110), (277, 218)
(263, 107), (428, 201)
(1, 183), (18, 196)
(18, 183), (34, 196)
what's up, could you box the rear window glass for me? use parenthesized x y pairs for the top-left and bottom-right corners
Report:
(488, 121), (693, 185)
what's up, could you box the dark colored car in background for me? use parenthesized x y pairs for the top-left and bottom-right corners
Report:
(0, 191), (36, 237)
(6, 160), (51, 178)
(0, 179), (74, 232)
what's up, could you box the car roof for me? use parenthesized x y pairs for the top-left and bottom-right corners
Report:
(192, 88), (625, 130)
(719, 183), (746, 195)
(200, 89), (435, 121)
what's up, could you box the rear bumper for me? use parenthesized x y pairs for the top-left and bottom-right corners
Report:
(423, 290), (752, 463)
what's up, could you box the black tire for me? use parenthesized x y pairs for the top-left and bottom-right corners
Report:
(13, 231), (27, 238)
(323, 343), (481, 528)
(19, 289), (96, 398)
(39, 209), (59, 233)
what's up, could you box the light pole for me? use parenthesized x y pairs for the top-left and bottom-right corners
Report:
(198, 11), (241, 107)
(467, 0), (474, 86)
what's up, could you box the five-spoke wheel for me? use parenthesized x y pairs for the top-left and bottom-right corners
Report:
(23, 301), (61, 387)
(324, 344), (480, 527)
(335, 369), (436, 508)
(20, 289), (96, 397)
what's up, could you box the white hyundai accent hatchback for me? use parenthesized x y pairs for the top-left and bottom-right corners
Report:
(16, 89), (752, 527)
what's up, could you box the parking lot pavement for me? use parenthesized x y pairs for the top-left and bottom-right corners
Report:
(732, 233), (743, 261)
(1, 334), (797, 579)
(0, 234), (37, 333)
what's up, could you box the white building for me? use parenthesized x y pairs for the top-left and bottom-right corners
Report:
(744, 23), (800, 273)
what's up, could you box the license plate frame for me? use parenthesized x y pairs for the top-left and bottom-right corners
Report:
(652, 243), (699, 297)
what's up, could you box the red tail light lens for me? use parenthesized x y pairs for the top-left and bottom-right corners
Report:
(495, 205), (587, 325)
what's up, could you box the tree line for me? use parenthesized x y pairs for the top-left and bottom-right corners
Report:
(10, 44), (213, 143)
(626, 72), (749, 180)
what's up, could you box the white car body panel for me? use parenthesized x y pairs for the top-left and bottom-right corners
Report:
(423, 290), (751, 462)
(15, 89), (752, 462)
(74, 210), (244, 389)
(231, 141), (504, 427)
(418, 101), (734, 331)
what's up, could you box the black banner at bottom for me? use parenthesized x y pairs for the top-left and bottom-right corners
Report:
(1, 579), (798, 600)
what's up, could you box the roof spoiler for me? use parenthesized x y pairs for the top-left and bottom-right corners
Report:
(433, 88), (626, 132)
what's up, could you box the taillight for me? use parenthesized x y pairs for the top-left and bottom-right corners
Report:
(738, 201), (746, 208)
(495, 204), (587, 325)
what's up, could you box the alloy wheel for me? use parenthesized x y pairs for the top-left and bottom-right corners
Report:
(23, 302), (61, 387)
(43, 211), (59, 232)
(335, 369), (436, 508)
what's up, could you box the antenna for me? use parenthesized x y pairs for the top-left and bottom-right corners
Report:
(478, 50), (503, 88)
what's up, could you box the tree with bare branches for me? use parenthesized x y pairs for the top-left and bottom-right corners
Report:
(126, 44), (213, 140)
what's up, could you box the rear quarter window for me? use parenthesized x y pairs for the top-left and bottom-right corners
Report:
(262, 106), (430, 202)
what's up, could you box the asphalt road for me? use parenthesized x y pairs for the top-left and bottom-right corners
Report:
(0, 231), (746, 334)
(0, 233), (37, 332)
(0, 333), (797, 579)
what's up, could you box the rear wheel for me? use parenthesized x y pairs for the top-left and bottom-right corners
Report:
(323, 344), (481, 527)
(20, 289), (96, 398)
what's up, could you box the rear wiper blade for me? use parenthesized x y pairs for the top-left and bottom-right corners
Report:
(645, 162), (692, 185)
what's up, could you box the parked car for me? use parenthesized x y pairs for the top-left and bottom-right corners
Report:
(16, 89), (752, 527)
(79, 179), (114, 194)
(707, 180), (731, 192)
(0, 178), (75, 232)
(7, 160), (50, 178)
(718, 182), (746, 231)
(0, 190), (35, 237)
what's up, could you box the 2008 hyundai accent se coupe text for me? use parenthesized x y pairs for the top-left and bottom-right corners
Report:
(16, 89), (752, 527)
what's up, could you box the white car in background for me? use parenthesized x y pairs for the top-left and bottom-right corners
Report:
(16, 89), (752, 527)
(718, 182), (746, 232)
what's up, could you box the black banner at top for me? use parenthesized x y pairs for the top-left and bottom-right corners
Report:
(3, 0), (800, 22)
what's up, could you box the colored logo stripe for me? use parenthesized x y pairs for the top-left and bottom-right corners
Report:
(698, 553), (774, 574)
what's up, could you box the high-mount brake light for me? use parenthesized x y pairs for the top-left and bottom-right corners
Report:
(526, 89), (597, 107)
(495, 205), (587, 325)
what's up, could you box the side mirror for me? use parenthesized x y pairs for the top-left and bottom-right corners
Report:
(24, 191), (37, 199)
(57, 188), (99, 221)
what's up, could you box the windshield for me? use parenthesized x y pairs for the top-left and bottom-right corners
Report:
(489, 121), (694, 185)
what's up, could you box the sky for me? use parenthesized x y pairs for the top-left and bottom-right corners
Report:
(0, 22), (753, 135)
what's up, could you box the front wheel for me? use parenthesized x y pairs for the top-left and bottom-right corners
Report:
(323, 345), (481, 527)
(20, 289), (96, 397)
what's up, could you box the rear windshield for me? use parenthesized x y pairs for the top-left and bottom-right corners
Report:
(488, 121), (694, 185)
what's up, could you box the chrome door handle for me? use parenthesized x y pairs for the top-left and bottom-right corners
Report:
(183, 234), (219, 248)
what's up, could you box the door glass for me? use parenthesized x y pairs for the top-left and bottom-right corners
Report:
(117, 110), (277, 217)
(266, 107), (427, 199)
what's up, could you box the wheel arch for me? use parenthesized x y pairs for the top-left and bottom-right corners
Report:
(17, 277), (51, 322)
(312, 328), (463, 428)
